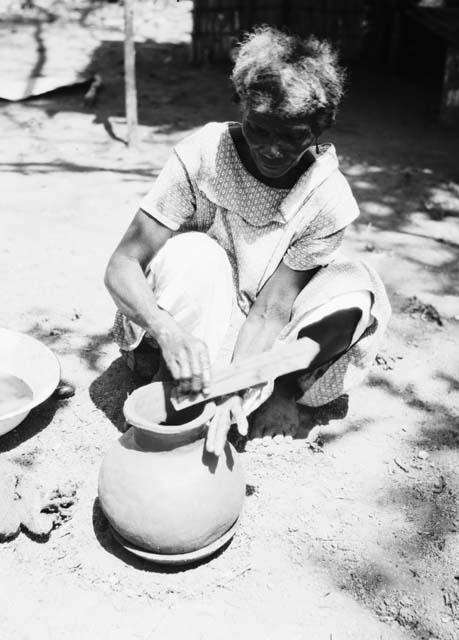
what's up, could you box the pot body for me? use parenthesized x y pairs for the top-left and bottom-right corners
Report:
(98, 405), (245, 555)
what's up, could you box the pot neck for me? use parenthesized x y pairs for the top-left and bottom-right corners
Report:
(133, 423), (206, 452)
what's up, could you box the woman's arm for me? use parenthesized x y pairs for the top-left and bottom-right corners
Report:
(231, 262), (319, 362)
(206, 261), (319, 455)
(105, 209), (174, 334)
(105, 210), (211, 393)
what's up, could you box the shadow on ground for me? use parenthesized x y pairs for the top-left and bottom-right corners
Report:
(92, 497), (234, 573)
(0, 396), (61, 453)
(11, 39), (237, 136)
(2, 32), (457, 304)
(303, 368), (459, 638)
(89, 357), (139, 432)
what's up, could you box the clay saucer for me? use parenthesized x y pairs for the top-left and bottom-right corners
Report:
(110, 518), (240, 566)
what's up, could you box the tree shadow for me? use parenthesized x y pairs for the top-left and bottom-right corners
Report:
(0, 160), (157, 178)
(371, 373), (459, 436)
(76, 331), (117, 373)
(85, 39), (236, 134)
(26, 321), (73, 349)
(3, 15), (457, 314)
(23, 20), (47, 98)
(6, 33), (455, 304)
(3, 36), (237, 135)
(274, 361), (459, 638)
(77, 0), (104, 26)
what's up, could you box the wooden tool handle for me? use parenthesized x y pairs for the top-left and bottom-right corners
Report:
(170, 337), (320, 411)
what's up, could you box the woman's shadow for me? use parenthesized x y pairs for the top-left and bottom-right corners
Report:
(89, 356), (142, 432)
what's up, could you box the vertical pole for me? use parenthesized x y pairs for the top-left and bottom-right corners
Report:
(440, 45), (459, 127)
(124, 0), (139, 148)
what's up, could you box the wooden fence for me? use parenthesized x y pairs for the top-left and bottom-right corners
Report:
(191, 0), (371, 64)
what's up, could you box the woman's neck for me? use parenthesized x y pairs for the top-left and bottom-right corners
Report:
(229, 123), (316, 190)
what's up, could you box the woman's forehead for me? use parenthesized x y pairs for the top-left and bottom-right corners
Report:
(244, 109), (312, 134)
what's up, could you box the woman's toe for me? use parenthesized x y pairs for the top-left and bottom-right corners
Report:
(262, 423), (278, 438)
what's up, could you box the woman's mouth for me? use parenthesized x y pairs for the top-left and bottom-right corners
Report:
(260, 157), (283, 167)
(255, 153), (292, 175)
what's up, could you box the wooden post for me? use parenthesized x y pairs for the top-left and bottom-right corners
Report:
(124, 0), (139, 147)
(440, 45), (459, 127)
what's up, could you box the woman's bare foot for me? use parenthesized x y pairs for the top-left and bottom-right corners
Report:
(249, 380), (299, 444)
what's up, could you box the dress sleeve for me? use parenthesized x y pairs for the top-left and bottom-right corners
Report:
(283, 228), (345, 271)
(139, 150), (196, 231)
(283, 169), (359, 271)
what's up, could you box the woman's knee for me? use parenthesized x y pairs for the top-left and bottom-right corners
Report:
(152, 232), (230, 279)
(298, 307), (363, 368)
(149, 232), (234, 308)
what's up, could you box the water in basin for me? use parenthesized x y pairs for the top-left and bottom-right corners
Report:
(0, 372), (33, 416)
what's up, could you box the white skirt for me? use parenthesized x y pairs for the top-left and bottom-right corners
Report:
(111, 232), (391, 410)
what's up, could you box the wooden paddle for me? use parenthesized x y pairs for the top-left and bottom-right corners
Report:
(123, 337), (320, 428)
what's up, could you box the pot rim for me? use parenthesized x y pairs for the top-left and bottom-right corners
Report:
(125, 398), (217, 435)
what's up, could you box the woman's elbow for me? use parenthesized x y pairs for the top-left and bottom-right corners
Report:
(104, 253), (121, 293)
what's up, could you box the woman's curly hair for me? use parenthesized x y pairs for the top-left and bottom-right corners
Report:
(231, 26), (346, 134)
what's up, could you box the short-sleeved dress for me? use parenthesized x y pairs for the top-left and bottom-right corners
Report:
(112, 122), (391, 407)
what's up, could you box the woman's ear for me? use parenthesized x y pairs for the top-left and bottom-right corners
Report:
(231, 91), (241, 104)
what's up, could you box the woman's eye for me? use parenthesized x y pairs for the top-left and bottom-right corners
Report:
(246, 122), (266, 136)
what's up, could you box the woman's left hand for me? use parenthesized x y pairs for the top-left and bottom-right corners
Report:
(206, 395), (248, 456)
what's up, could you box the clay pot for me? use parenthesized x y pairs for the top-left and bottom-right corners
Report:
(98, 383), (245, 560)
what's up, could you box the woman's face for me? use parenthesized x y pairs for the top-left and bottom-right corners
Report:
(241, 109), (315, 178)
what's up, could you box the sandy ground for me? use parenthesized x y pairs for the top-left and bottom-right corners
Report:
(1, 1), (459, 639)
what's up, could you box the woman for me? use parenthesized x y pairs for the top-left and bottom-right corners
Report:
(105, 27), (390, 456)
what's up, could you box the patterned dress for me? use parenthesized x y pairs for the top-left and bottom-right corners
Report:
(112, 122), (391, 407)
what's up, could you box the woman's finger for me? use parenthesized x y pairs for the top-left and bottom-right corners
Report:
(199, 345), (212, 394)
(230, 396), (248, 436)
(163, 351), (181, 381)
(177, 347), (191, 379)
(163, 347), (185, 383)
(213, 407), (232, 457)
(176, 347), (192, 393)
(187, 345), (204, 394)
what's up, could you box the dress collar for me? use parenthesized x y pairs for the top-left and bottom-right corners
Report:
(221, 127), (339, 226)
(279, 143), (340, 222)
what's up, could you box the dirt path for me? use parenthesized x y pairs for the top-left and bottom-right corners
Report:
(1, 2), (459, 639)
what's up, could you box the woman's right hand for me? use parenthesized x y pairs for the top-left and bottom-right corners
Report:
(155, 322), (211, 395)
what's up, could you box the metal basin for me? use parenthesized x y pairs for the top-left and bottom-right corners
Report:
(0, 328), (60, 436)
